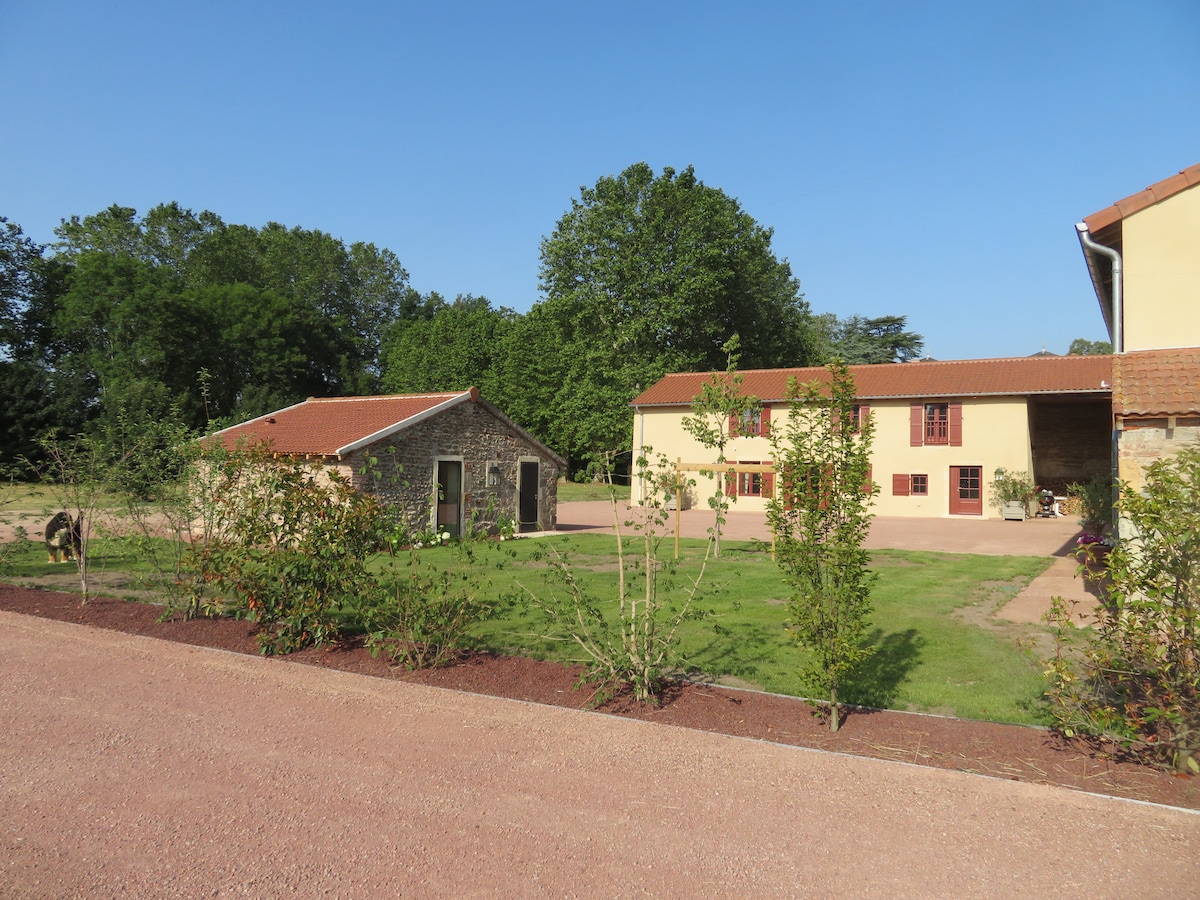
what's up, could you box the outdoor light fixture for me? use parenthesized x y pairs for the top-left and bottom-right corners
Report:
(994, 467), (1004, 481)
(488, 463), (501, 487)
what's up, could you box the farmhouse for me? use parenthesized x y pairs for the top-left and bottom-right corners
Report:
(631, 162), (1200, 524)
(632, 355), (1112, 519)
(212, 388), (565, 535)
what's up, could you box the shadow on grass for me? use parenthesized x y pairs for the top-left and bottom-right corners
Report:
(843, 627), (924, 709)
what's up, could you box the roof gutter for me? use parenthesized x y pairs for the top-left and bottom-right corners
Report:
(1075, 223), (1123, 354)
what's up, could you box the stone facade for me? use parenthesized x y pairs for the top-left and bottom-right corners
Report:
(330, 400), (562, 535)
(1116, 417), (1200, 493)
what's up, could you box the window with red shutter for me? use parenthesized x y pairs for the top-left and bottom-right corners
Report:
(892, 473), (911, 496)
(947, 403), (963, 446)
(910, 403), (924, 446)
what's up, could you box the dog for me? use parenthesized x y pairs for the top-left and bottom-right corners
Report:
(45, 512), (83, 563)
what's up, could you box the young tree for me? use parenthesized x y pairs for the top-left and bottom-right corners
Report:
(767, 361), (877, 731)
(1047, 443), (1200, 771)
(681, 335), (761, 558)
(523, 452), (711, 703)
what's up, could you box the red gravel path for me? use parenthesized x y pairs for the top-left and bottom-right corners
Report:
(3, 596), (1198, 898)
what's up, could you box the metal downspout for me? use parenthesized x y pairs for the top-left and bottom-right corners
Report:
(1075, 223), (1123, 354)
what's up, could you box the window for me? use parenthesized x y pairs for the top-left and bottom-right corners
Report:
(739, 469), (762, 496)
(727, 462), (774, 498)
(729, 407), (770, 437)
(851, 404), (870, 433)
(892, 473), (929, 496)
(924, 404), (948, 444)
(909, 401), (963, 447)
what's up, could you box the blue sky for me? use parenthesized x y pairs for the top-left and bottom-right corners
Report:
(2, 1), (1197, 361)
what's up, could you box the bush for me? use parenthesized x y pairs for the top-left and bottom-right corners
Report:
(1047, 444), (1200, 772)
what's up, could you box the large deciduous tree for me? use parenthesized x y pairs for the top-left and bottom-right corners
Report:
(533, 162), (816, 473)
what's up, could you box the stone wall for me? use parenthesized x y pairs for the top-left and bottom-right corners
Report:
(332, 401), (561, 534)
(1116, 417), (1200, 493)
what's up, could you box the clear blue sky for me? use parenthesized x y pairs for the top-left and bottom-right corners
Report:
(3, 1), (1197, 361)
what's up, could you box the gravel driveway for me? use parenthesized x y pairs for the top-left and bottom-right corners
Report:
(3, 611), (1197, 898)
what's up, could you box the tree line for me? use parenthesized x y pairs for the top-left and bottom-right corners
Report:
(1, 163), (923, 477)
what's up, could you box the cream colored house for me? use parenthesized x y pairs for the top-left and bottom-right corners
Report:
(632, 356), (1112, 519)
(1076, 164), (1200, 499)
(1077, 162), (1200, 354)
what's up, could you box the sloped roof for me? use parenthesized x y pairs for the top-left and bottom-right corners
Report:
(1083, 163), (1200, 233)
(631, 356), (1114, 407)
(211, 389), (480, 457)
(1113, 348), (1200, 417)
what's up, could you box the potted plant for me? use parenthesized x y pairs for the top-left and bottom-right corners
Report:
(1067, 473), (1113, 537)
(990, 468), (1037, 521)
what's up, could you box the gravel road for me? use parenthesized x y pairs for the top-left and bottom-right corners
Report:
(3, 610), (1197, 898)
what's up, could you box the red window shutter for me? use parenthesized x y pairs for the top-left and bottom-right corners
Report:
(863, 465), (874, 494)
(910, 403), (924, 446)
(892, 473), (911, 496)
(763, 470), (774, 498)
(728, 413), (740, 436)
(725, 468), (737, 496)
(858, 403), (869, 431)
(948, 402), (963, 446)
(759, 406), (770, 437)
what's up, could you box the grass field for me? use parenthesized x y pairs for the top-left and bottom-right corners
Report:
(409, 534), (1054, 724)
(1, 527), (1056, 725)
(555, 480), (631, 502)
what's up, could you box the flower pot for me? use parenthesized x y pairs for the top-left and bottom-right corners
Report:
(1001, 500), (1027, 521)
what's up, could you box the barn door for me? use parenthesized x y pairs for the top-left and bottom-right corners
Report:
(518, 460), (539, 532)
(436, 460), (462, 537)
(949, 465), (983, 516)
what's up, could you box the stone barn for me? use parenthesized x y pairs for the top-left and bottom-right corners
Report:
(212, 388), (565, 535)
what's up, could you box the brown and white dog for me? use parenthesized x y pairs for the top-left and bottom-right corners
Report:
(45, 512), (82, 563)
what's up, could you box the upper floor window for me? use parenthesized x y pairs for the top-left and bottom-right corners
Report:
(910, 401), (962, 447)
(924, 403), (949, 444)
(729, 407), (770, 437)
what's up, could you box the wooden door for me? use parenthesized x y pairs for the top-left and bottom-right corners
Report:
(436, 460), (462, 537)
(518, 461), (539, 532)
(949, 466), (983, 516)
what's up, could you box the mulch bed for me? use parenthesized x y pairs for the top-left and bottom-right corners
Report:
(3, 582), (1196, 810)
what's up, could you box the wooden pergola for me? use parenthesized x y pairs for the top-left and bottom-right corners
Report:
(670, 458), (777, 559)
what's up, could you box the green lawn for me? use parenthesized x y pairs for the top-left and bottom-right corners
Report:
(1, 527), (1056, 725)
(555, 480), (631, 502)
(428, 534), (1055, 725)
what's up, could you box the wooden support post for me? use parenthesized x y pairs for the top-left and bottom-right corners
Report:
(675, 457), (682, 560)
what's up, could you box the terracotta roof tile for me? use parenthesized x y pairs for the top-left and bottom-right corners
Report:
(631, 356), (1114, 407)
(1083, 163), (1200, 232)
(211, 391), (473, 456)
(1113, 349), (1200, 416)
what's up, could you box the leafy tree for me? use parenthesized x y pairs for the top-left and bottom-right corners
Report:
(1068, 337), (1113, 356)
(1, 217), (44, 351)
(681, 336), (760, 558)
(54, 202), (223, 275)
(1047, 443), (1200, 771)
(768, 361), (877, 732)
(813, 313), (924, 364)
(534, 162), (817, 472)
(381, 295), (516, 397)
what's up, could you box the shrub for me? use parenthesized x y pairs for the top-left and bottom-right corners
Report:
(1047, 444), (1200, 772)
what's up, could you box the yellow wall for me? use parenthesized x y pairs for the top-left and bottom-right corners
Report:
(633, 396), (1035, 519)
(1122, 184), (1200, 351)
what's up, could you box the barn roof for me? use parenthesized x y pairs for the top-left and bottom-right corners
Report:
(210, 389), (565, 466)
